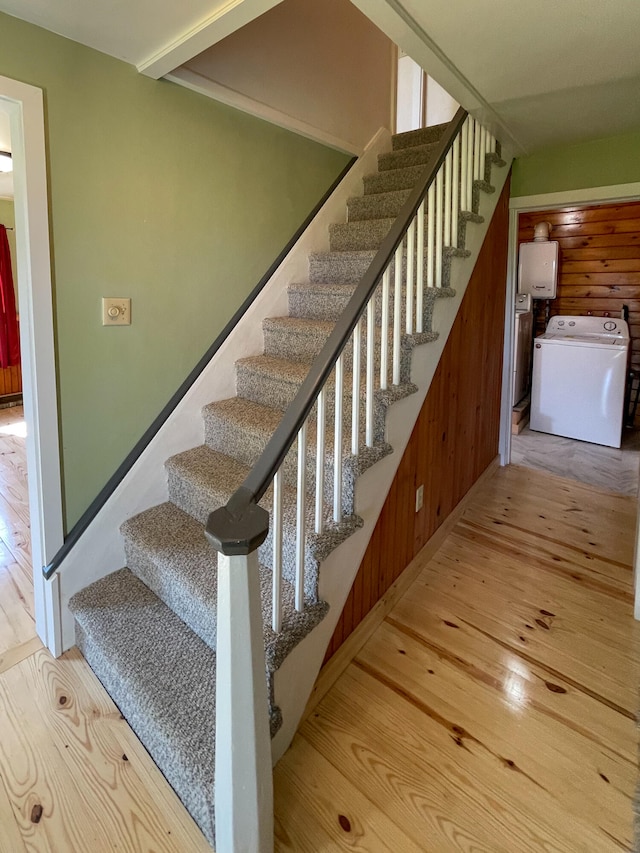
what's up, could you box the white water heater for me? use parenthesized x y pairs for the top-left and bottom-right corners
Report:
(518, 221), (559, 299)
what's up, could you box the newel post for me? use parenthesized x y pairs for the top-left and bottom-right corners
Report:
(206, 494), (273, 853)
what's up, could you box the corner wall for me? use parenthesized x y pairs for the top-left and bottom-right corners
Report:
(0, 13), (349, 528)
(324, 176), (511, 660)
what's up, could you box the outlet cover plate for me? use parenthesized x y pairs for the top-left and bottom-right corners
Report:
(102, 297), (131, 325)
(415, 484), (424, 512)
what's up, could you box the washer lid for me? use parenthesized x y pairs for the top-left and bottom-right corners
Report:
(538, 332), (628, 348)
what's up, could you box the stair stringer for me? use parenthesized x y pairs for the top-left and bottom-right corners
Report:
(270, 153), (512, 763)
(54, 127), (392, 653)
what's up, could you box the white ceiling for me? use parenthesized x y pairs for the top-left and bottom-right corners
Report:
(0, 0), (638, 154)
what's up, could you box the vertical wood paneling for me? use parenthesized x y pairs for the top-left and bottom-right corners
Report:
(324, 177), (511, 663)
(0, 364), (22, 398)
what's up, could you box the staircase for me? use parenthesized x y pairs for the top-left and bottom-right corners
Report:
(68, 114), (505, 849)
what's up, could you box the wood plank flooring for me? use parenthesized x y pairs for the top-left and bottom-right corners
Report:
(274, 464), (640, 852)
(1, 402), (638, 851)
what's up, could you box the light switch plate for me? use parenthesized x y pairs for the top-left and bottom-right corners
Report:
(102, 297), (131, 325)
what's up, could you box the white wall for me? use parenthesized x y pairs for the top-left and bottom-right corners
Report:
(181, 0), (394, 153)
(425, 75), (459, 127)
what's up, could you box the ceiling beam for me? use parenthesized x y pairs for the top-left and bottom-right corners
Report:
(138, 0), (284, 80)
(350, 0), (528, 156)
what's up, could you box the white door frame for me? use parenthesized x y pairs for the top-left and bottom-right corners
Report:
(0, 75), (64, 653)
(499, 179), (640, 619)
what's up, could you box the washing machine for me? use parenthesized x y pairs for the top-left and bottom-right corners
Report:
(530, 315), (629, 448)
(513, 293), (533, 405)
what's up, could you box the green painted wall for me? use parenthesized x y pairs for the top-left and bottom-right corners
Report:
(511, 129), (640, 197)
(0, 14), (350, 529)
(0, 198), (17, 296)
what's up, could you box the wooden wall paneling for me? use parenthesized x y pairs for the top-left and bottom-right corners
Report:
(518, 199), (640, 423)
(323, 177), (510, 662)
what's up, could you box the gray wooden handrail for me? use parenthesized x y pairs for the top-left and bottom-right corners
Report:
(206, 107), (468, 555)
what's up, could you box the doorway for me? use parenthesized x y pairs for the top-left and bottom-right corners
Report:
(0, 75), (64, 655)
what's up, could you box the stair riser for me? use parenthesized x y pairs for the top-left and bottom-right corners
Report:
(289, 284), (438, 330)
(329, 218), (394, 252)
(377, 141), (439, 172)
(363, 165), (424, 196)
(392, 123), (447, 151)
(347, 189), (411, 222)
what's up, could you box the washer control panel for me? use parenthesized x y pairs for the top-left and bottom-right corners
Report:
(546, 315), (628, 338)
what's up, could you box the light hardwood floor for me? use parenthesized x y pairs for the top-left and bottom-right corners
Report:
(1, 404), (638, 851)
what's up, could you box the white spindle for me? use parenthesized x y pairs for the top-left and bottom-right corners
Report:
(333, 356), (343, 523)
(295, 423), (306, 611)
(427, 183), (435, 288)
(351, 321), (361, 455)
(365, 298), (375, 446)
(314, 389), (325, 535)
(435, 165), (443, 288)
(406, 219), (415, 335)
(272, 469), (283, 632)
(444, 150), (452, 247)
(416, 201), (425, 333)
(451, 135), (460, 250)
(380, 268), (390, 390)
(479, 125), (486, 183)
(392, 245), (402, 385)
(473, 118), (481, 182)
(466, 119), (474, 212)
(460, 118), (468, 212)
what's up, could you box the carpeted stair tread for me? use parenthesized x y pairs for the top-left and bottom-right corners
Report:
(120, 501), (328, 671)
(347, 188), (412, 222)
(363, 164), (425, 196)
(69, 568), (218, 845)
(288, 282), (357, 320)
(235, 354), (312, 410)
(391, 123), (448, 151)
(377, 141), (439, 172)
(329, 217), (395, 252)
(263, 316), (335, 362)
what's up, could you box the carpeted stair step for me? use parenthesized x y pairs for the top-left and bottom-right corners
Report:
(165, 444), (361, 602)
(202, 395), (392, 509)
(329, 217), (395, 252)
(363, 164), (425, 196)
(69, 568), (218, 846)
(391, 123), (448, 151)
(288, 278), (456, 326)
(347, 188), (412, 222)
(120, 500), (328, 674)
(377, 141), (439, 172)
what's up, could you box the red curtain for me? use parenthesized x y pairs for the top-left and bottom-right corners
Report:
(0, 225), (20, 368)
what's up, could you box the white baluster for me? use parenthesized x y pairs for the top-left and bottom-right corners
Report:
(435, 165), (443, 289)
(365, 297), (375, 446)
(416, 200), (425, 333)
(451, 134), (460, 250)
(427, 183), (435, 288)
(272, 469), (282, 632)
(467, 119), (474, 212)
(473, 118), (481, 182)
(314, 389), (325, 535)
(444, 149), (452, 247)
(333, 355), (343, 523)
(392, 245), (403, 385)
(351, 320), (361, 456)
(406, 219), (415, 335)
(380, 268), (390, 390)
(295, 422), (306, 611)
(460, 118), (468, 213)
(479, 125), (486, 183)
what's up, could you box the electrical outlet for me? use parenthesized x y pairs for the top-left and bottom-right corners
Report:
(102, 297), (131, 326)
(415, 484), (424, 512)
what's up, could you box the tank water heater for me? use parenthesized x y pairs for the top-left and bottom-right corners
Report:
(518, 221), (559, 299)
